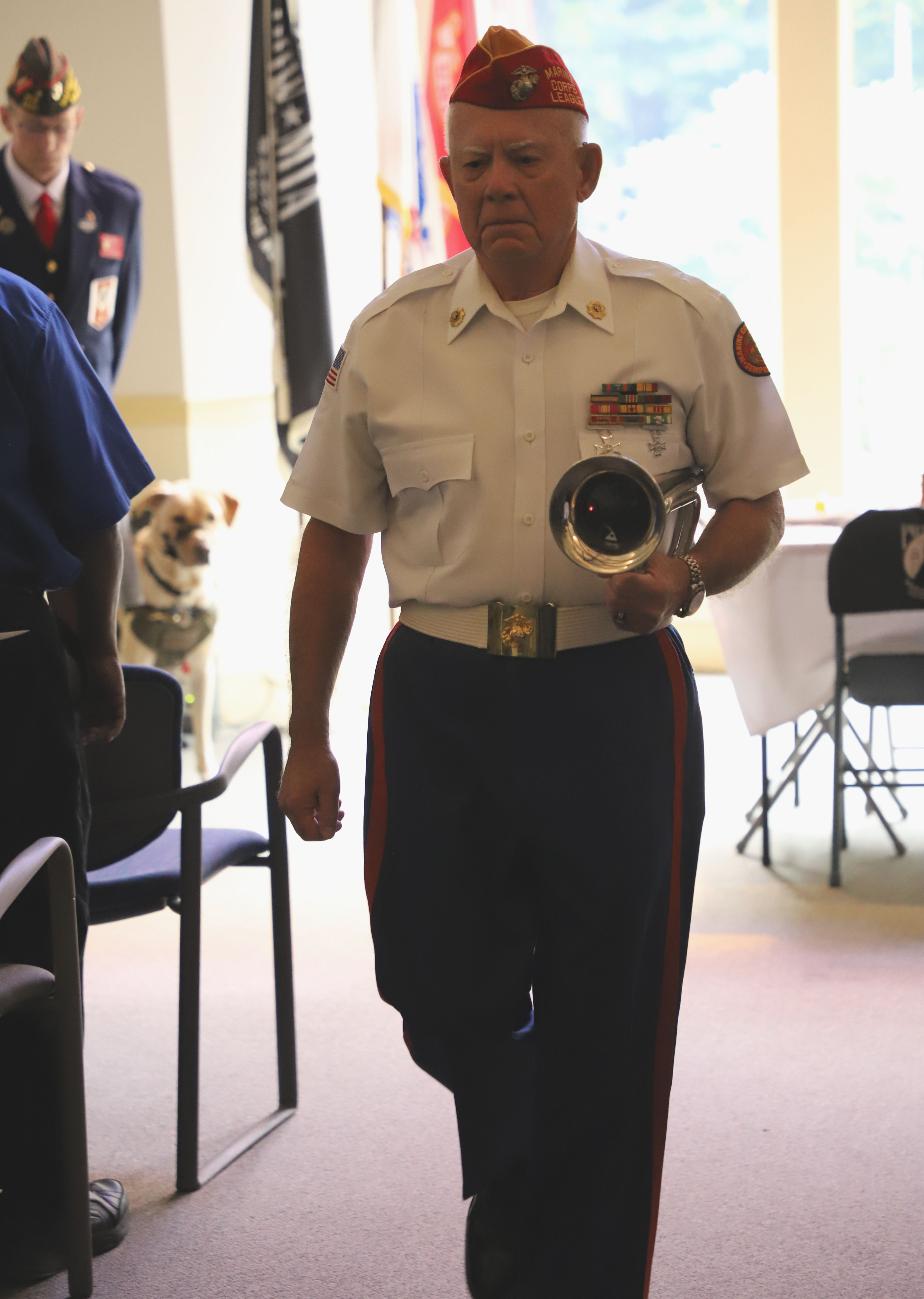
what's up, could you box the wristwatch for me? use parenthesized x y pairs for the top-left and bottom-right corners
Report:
(676, 554), (706, 617)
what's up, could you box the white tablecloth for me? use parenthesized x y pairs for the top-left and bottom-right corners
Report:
(711, 524), (924, 735)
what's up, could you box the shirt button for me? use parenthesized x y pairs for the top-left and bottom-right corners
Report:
(519, 592), (533, 604)
(46, 259), (58, 273)
(521, 353), (534, 364)
(523, 430), (536, 443)
(522, 513), (535, 526)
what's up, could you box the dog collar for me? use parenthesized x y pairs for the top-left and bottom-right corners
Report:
(143, 555), (186, 599)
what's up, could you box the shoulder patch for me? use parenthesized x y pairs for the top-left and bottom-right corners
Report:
(733, 322), (770, 377)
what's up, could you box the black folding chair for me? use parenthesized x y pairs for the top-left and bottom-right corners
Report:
(828, 508), (924, 886)
(84, 666), (296, 1192)
(0, 838), (92, 1297)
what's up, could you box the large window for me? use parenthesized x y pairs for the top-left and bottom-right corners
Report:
(843, 0), (924, 505)
(532, 0), (780, 367)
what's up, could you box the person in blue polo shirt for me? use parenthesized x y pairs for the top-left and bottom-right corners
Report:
(0, 266), (153, 1283)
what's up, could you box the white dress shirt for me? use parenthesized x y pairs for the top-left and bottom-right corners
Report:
(283, 234), (808, 609)
(3, 146), (69, 222)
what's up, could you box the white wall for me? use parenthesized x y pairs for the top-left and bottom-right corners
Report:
(0, 0), (185, 394)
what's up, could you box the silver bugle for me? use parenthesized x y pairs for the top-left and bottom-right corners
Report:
(549, 454), (705, 575)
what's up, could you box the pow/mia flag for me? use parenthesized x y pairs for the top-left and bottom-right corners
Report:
(902, 521), (924, 599)
(246, 0), (333, 464)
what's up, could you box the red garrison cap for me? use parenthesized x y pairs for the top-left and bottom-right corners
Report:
(450, 25), (587, 117)
(6, 37), (81, 115)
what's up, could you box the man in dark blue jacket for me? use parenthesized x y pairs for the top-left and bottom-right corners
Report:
(0, 37), (141, 391)
(0, 35), (144, 606)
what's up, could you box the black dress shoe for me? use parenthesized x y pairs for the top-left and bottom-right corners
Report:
(88, 1177), (129, 1255)
(0, 1177), (129, 1283)
(465, 1167), (528, 1299)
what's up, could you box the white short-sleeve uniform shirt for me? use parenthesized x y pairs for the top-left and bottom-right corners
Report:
(283, 234), (808, 610)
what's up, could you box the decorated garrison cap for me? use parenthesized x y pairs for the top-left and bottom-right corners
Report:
(449, 25), (587, 118)
(6, 37), (81, 115)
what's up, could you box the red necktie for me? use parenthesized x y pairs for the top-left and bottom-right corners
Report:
(35, 192), (58, 250)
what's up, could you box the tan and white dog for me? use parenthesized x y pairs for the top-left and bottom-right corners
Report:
(120, 478), (238, 774)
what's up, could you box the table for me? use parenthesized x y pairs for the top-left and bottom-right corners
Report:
(711, 523), (924, 859)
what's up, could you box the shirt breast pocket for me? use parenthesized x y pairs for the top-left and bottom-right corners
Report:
(380, 434), (475, 569)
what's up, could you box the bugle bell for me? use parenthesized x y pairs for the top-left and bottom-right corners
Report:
(549, 453), (705, 575)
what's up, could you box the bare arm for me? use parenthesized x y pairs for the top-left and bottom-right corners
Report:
(71, 523), (125, 743)
(603, 490), (785, 633)
(278, 518), (373, 842)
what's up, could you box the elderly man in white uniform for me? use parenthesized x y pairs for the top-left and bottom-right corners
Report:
(279, 25), (807, 1299)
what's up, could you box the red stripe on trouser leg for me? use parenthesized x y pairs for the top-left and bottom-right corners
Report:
(364, 625), (399, 911)
(643, 630), (689, 1298)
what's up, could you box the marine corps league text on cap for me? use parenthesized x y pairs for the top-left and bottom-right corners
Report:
(449, 25), (587, 117)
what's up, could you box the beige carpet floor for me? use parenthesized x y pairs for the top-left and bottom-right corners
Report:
(4, 656), (923, 1299)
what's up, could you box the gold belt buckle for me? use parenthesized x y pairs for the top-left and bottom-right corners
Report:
(487, 601), (557, 659)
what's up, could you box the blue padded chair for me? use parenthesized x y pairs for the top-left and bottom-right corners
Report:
(828, 508), (924, 887)
(84, 666), (296, 1193)
(0, 838), (92, 1297)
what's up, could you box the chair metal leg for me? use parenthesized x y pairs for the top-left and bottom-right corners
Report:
(175, 735), (298, 1194)
(176, 805), (203, 1193)
(263, 730), (298, 1111)
(792, 720), (800, 807)
(737, 710), (829, 856)
(831, 654), (845, 887)
(760, 734), (771, 867)
(49, 843), (93, 1298)
(845, 711), (907, 819)
(842, 758), (907, 855)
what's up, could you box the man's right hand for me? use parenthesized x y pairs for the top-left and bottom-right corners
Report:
(278, 740), (345, 842)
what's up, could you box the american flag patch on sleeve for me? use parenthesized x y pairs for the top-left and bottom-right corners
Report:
(326, 346), (347, 389)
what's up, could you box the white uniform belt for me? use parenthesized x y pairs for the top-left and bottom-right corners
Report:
(399, 600), (632, 657)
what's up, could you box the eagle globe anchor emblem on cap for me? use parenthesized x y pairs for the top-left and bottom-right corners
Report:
(509, 65), (539, 101)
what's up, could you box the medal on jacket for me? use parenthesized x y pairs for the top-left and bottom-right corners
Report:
(77, 209), (98, 233)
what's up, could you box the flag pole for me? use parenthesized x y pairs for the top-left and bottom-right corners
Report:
(262, 0), (287, 433)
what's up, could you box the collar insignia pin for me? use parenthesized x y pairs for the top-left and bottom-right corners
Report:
(587, 299), (607, 320)
(449, 307), (465, 327)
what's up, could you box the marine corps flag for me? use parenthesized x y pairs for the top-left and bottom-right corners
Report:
(425, 0), (477, 256)
(246, 0), (332, 464)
